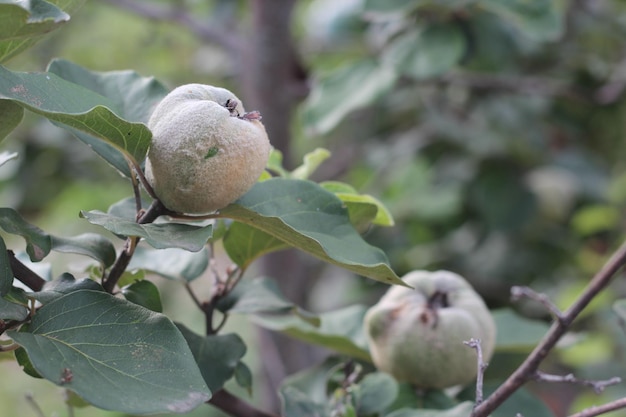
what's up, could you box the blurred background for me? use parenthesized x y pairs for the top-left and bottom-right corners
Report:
(2, 0), (626, 416)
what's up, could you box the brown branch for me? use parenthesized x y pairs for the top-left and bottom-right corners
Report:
(8, 250), (45, 292)
(472, 239), (626, 417)
(510, 286), (564, 321)
(567, 398), (626, 417)
(99, 0), (242, 53)
(208, 389), (279, 417)
(102, 199), (170, 293)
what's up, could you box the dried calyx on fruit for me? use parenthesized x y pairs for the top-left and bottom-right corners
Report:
(145, 84), (271, 214)
(364, 270), (496, 390)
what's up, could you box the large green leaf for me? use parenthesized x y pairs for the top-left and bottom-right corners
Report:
(220, 178), (403, 286)
(254, 304), (371, 361)
(0, 0), (77, 63)
(51, 233), (116, 268)
(8, 290), (210, 414)
(80, 211), (213, 252)
(383, 23), (465, 80)
(0, 207), (51, 261)
(31, 273), (102, 304)
(128, 247), (209, 282)
(302, 59), (397, 135)
(177, 325), (247, 393)
(0, 63), (155, 176)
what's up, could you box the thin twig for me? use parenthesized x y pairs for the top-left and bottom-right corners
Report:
(24, 393), (46, 417)
(511, 286), (565, 321)
(532, 371), (621, 394)
(464, 338), (487, 406)
(472, 239), (626, 417)
(567, 398), (626, 417)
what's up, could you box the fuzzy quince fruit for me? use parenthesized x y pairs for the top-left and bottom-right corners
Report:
(145, 84), (271, 214)
(364, 270), (496, 389)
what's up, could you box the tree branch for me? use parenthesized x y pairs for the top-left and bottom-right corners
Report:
(100, 0), (242, 53)
(8, 250), (45, 292)
(567, 398), (626, 417)
(102, 199), (170, 293)
(532, 371), (621, 394)
(208, 389), (279, 417)
(464, 338), (487, 407)
(472, 239), (626, 417)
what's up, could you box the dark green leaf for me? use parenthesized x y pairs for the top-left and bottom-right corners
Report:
(355, 372), (399, 415)
(0, 150), (18, 166)
(384, 402), (474, 417)
(80, 210), (213, 252)
(0, 236), (12, 295)
(128, 246), (209, 282)
(0, 296), (29, 321)
(32, 273), (103, 304)
(0, 0), (74, 63)
(493, 308), (549, 352)
(220, 178), (403, 286)
(0, 64), (153, 176)
(51, 233), (116, 268)
(254, 305), (371, 361)
(383, 23), (465, 80)
(0, 207), (51, 261)
(0, 101), (23, 141)
(234, 361), (253, 395)
(177, 324), (247, 393)
(223, 222), (289, 268)
(15, 346), (41, 378)
(122, 280), (163, 312)
(302, 59), (397, 134)
(8, 290), (211, 414)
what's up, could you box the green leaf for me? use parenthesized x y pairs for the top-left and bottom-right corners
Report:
(234, 361), (253, 395)
(0, 100), (23, 141)
(493, 308), (549, 352)
(0, 0), (74, 63)
(15, 346), (41, 378)
(0, 236), (11, 295)
(267, 148), (289, 177)
(280, 385), (329, 417)
(363, 0), (419, 15)
(254, 304), (371, 361)
(8, 290), (211, 414)
(0, 150), (18, 166)
(80, 210), (213, 252)
(0, 295), (29, 321)
(32, 273), (103, 304)
(0, 207), (51, 261)
(481, 0), (564, 42)
(322, 181), (395, 227)
(51, 233), (116, 268)
(385, 402), (474, 417)
(302, 59), (397, 134)
(216, 277), (317, 324)
(128, 246), (209, 282)
(220, 178), (403, 286)
(177, 325), (247, 393)
(355, 372), (399, 415)
(122, 280), (163, 312)
(383, 23), (465, 80)
(0, 64), (154, 176)
(291, 148), (331, 180)
(223, 222), (289, 268)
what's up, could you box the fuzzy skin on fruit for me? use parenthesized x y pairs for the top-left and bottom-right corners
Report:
(145, 84), (270, 214)
(364, 270), (496, 389)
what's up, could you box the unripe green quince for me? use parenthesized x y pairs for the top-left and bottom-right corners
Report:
(364, 270), (496, 390)
(145, 84), (271, 214)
